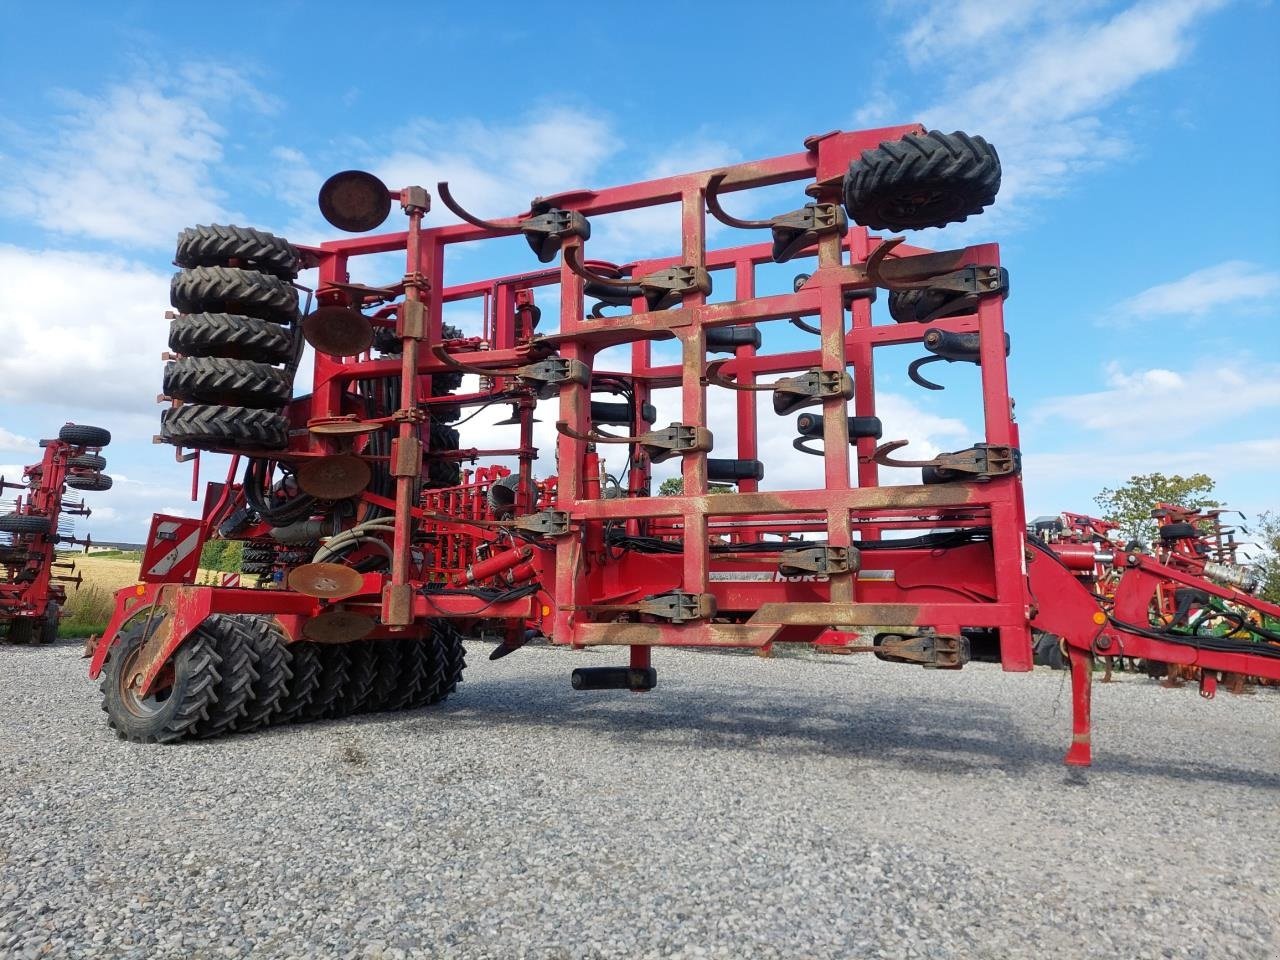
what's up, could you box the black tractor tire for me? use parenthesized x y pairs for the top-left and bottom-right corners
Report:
(175, 224), (301, 279)
(326, 641), (377, 717)
(363, 641), (405, 712)
(427, 422), (461, 488)
(297, 643), (351, 722)
(235, 617), (293, 731)
(407, 623), (466, 708)
(1032, 631), (1067, 670)
(171, 266), (300, 324)
(58, 424), (111, 447)
(0, 546), (28, 565)
(277, 548), (311, 566)
(888, 288), (974, 324)
(272, 642), (322, 724)
(844, 130), (1000, 231)
(163, 357), (292, 409)
(0, 513), (51, 535)
(189, 615), (260, 739)
(1159, 522), (1198, 541)
(169, 312), (296, 365)
(241, 560), (274, 575)
(67, 454), (107, 471)
(66, 473), (113, 492)
(100, 618), (222, 743)
(7, 617), (36, 645)
(242, 545), (276, 563)
(160, 404), (289, 451)
(380, 638), (430, 711)
(37, 605), (59, 645)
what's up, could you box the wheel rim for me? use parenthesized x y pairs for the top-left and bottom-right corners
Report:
(117, 645), (173, 719)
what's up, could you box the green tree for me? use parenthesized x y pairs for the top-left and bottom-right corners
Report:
(658, 478), (732, 496)
(1094, 472), (1219, 546)
(1249, 510), (1280, 605)
(199, 539), (245, 573)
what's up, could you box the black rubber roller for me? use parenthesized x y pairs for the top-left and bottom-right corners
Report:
(571, 667), (657, 691)
(706, 326), (761, 353)
(707, 458), (764, 483)
(590, 400), (658, 425)
(796, 413), (883, 440)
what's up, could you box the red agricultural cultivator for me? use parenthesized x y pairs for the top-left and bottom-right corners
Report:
(1, 424), (111, 644)
(86, 122), (1280, 764)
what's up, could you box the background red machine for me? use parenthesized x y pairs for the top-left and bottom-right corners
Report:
(1, 424), (111, 644)
(85, 123), (1280, 763)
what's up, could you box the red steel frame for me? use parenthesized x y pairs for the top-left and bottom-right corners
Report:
(1, 430), (99, 635)
(88, 124), (1280, 765)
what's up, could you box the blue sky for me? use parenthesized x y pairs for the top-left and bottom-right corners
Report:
(1, 0), (1278, 543)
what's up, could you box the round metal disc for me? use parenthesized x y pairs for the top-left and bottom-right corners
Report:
(308, 417), (380, 438)
(302, 305), (374, 357)
(318, 170), (393, 232)
(288, 562), (366, 600)
(295, 455), (372, 500)
(302, 609), (376, 644)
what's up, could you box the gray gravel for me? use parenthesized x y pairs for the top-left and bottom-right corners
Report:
(2, 640), (1278, 960)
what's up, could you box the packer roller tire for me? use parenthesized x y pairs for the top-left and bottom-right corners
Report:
(100, 618), (223, 743)
(67, 454), (107, 471)
(160, 404), (289, 452)
(171, 266), (300, 324)
(66, 473), (113, 492)
(169, 312), (295, 365)
(175, 224), (301, 279)
(844, 130), (1000, 231)
(0, 513), (51, 535)
(272, 642), (322, 725)
(189, 615), (260, 739)
(297, 643), (351, 722)
(163, 357), (292, 409)
(325, 641), (378, 718)
(235, 617), (293, 732)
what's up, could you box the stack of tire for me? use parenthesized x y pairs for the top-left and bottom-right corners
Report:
(100, 615), (468, 743)
(161, 225), (301, 451)
(61, 423), (113, 493)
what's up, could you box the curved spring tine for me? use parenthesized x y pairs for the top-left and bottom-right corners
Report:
(704, 173), (775, 230)
(703, 358), (775, 392)
(870, 439), (933, 469)
(907, 355), (947, 391)
(563, 246), (637, 292)
(431, 344), (512, 377)
(789, 316), (822, 336)
(791, 436), (824, 457)
(436, 182), (525, 233)
(554, 420), (638, 444)
(864, 236), (920, 292)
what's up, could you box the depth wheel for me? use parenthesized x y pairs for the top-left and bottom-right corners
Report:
(58, 424), (111, 447)
(100, 619), (221, 743)
(0, 514), (51, 535)
(844, 130), (1000, 231)
(234, 617), (293, 732)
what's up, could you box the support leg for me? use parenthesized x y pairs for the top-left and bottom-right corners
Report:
(1065, 644), (1093, 767)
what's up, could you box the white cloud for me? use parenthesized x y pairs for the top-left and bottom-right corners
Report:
(0, 77), (260, 246)
(903, 0), (1229, 231)
(0, 245), (170, 412)
(1030, 358), (1280, 437)
(0, 427), (36, 452)
(377, 108), (617, 228)
(1111, 261), (1280, 320)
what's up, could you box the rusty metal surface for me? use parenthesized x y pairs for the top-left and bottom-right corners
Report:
(302, 609), (376, 643)
(287, 563), (366, 600)
(295, 454), (372, 500)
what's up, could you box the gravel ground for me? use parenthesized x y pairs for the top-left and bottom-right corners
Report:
(1, 639), (1278, 960)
